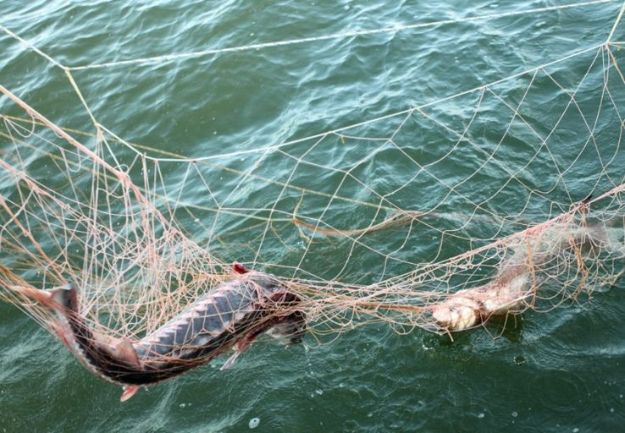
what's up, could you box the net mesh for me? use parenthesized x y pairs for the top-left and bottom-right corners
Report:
(2, 1), (625, 356)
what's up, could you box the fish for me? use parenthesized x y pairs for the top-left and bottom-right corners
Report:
(20, 265), (306, 401)
(431, 221), (609, 333)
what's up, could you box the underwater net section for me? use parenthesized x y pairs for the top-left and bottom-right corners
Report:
(1, 1), (625, 376)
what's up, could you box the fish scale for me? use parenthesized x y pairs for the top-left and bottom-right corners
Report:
(139, 281), (262, 357)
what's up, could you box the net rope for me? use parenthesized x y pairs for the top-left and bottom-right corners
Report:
(2, 0), (625, 352)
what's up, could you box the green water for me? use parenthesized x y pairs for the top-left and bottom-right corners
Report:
(2, 1), (625, 432)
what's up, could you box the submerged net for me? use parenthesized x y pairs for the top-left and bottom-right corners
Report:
(2, 0), (625, 361)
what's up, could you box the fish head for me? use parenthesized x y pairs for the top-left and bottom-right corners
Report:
(268, 311), (307, 345)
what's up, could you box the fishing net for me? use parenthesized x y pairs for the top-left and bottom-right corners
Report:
(2, 0), (625, 367)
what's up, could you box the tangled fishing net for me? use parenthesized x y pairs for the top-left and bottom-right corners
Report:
(2, 1), (625, 390)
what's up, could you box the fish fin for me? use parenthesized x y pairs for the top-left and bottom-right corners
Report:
(120, 385), (140, 402)
(50, 322), (72, 348)
(221, 334), (258, 370)
(13, 286), (53, 306)
(114, 338), (141, 369)
(232, 262), (249, 274)
(14, 285), (76, 311)
(220, 350), (241, 370)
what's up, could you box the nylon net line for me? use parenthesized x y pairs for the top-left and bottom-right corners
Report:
(2, 1), (625, 393)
